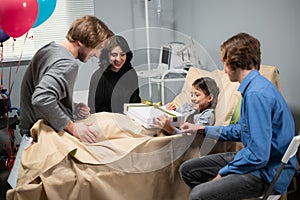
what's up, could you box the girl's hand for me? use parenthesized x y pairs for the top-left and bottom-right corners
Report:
(165, 102), (176, 110)
(151, 115), (174, 134)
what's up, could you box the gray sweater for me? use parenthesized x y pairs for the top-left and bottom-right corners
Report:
(176, 103), (215, 126)
(19, 42), (78, 135)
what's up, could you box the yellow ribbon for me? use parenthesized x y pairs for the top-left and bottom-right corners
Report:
(141, 99), (162, 107)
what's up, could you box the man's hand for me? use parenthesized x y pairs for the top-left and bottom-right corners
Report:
(75, 102), (90, 118)
(212, 174), (221, 181)
(180, 122), (205, 134)
(74, 122), (98, 143)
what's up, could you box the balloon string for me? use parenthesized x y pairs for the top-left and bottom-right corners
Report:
(0, 42), (3, 63)
(0, 33), (30, 170)
(16, 32), (28, 74)
(0, 43), (3, 87)
(9, 32), (28, 96)
(1, 35), (25, 170)
(1, 91), (16, 170)
(8, 64), (12, 95)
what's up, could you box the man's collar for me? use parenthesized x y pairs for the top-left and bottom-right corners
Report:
(238, 70), (259, 95)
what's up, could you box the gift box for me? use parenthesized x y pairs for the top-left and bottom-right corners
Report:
(124, 103), (185, 129)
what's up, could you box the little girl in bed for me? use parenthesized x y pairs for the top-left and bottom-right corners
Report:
(152, 77), (219, 135)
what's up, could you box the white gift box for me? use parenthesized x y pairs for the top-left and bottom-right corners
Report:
(124, 103), (185, 129)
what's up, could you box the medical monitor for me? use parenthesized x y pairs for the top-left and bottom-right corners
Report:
(158, 45), (171, 69)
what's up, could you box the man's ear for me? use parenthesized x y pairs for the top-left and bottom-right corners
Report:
(77, 41), (84, 47)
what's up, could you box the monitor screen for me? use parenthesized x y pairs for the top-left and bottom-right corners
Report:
(161, 46), (170, 65)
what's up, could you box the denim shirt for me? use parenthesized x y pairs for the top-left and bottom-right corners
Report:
(205, 70), (296, 194)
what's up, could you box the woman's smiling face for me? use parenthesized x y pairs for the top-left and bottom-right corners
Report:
(109, 46), (126, 72)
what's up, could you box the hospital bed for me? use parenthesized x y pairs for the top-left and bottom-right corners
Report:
(6, 65), (282, 200)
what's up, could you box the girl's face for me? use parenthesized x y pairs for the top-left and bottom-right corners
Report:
(109, 46), (127, 72)
(191, 86), (213, 112)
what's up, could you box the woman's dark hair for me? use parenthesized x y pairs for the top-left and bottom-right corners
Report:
(99, 35), (133, 70)
(192, 77), (219, 109)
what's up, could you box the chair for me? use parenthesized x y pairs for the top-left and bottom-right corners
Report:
(261, 134), (300, 200)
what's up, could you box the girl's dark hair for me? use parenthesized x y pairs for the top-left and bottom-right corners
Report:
(99, 35), (133, 70)
(192, 77), (219, 109)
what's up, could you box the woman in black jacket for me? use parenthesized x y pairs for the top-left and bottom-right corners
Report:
(88, 35), (141, 113)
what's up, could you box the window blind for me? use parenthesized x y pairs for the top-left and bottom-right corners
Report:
(2, 0), (94, 62)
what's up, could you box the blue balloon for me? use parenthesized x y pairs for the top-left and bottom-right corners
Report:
(33, 0), (57, 28)
(0, 28), (10, 43)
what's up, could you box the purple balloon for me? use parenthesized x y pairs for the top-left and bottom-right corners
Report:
(0, 28), (10, 43)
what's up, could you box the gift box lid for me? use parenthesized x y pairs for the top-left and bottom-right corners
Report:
(124, 103), (184, 128)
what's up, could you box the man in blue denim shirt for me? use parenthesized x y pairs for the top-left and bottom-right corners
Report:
(179, 32), (296, 200)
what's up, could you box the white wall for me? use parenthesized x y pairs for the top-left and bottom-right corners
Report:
(93, 0), (300, 131)
(173, 0), (300, 132)
(6, 0), (299, 131)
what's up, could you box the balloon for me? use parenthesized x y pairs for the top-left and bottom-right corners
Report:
(33, 0), (57, 28)
(0, 28), (10, 43)
(0, 0), (38, 38)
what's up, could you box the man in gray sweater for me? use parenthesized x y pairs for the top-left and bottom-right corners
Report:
(19, 15), (113, 143)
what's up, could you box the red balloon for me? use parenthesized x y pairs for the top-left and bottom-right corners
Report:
(0, 0), (38, 38)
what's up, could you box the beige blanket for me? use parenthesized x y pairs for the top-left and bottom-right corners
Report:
(7, 112), (203, 200)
